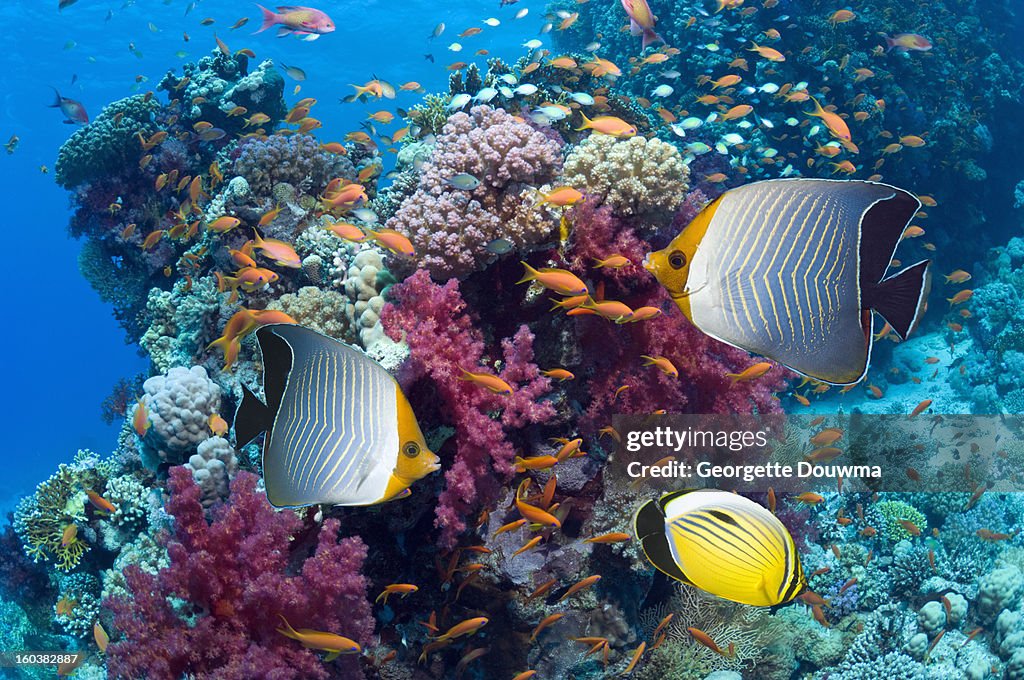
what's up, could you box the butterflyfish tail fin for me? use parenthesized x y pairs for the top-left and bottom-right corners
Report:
(633, 497), (692, 585)
(868, 260), (931, 340)
(234, 384), (272, 448)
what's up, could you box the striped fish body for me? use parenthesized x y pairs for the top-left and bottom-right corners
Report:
(235, 324), (438, 508)
(645, 179), (930, 385)
(634, 490), (805, 607)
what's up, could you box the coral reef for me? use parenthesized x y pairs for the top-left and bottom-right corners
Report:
(105, 468), (373, 680)
(561, 134), (689, 221)
(138, 366), (223, 470)
(386, 106), (563, 279)
(382, 270), (556, 546)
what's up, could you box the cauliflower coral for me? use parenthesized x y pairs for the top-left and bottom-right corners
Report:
(386, 106), (563, 280)
(561, 134), (689, 220)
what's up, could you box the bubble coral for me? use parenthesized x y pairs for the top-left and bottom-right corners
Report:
(105, 468), (373, 680)
(561, 134), (689, 221)
(386, 106), (563, 280)
(183, 436), (239, 509)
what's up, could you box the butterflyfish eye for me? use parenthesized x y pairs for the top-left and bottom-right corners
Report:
(403, 441), (421, 458)
(668, 250), (687, 269)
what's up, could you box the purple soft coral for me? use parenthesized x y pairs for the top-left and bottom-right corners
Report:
(105, 467), (373, 680)
(381, 270), (556, 547)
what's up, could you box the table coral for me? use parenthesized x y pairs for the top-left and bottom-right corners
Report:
(386, 106), (563, 280)
(105, 468), (373, 680)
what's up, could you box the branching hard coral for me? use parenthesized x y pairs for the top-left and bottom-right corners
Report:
(97, 473), (154, 552)
(140, 275), (224, 373)
(230, 133), (354, 200)
(13, 453), (107, 572)
(53, 572), (101, 639)
(386, 106), (563, 280)
(561, 134), (689, 221)
(867, 499), (927, 543)
(381, 270), (556, 546)
(637, 583), (780, 677)
(55, 94), (160, 189)
(266, 286), (352, 341)
(160, 51), (287, 136)
(105, 468), (373, 680)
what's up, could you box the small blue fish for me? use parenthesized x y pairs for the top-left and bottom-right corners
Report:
(446, 173), (481, 191)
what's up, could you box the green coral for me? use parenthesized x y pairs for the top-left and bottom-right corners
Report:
(13, 451), (109, 571)
(139, 273), (222, 372)
(408, 93), (453, 136)
(55, 94), (160, 188)
(868, 499), (928, 543)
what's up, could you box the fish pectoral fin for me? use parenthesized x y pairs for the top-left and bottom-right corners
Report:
(323, 651), (340, 662)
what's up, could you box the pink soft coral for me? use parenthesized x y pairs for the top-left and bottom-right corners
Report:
(105, 468), (373, 680)
(381, 270), (556, 546)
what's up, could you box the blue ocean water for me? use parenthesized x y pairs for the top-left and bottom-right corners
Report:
(0, 0), (527, 514)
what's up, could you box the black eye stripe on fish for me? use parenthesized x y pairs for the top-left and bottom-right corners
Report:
(235, 324), (439, 507)
(646, 179), (929, 385)
(636, 489), (805, 607)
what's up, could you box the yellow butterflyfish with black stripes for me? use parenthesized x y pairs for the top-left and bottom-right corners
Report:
(234, 324), (440, 507)
(643, 178), (931, 385)
(634, 489), (806, 607)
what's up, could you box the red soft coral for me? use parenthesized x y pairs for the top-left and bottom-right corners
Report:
(381, 270), (556, 547)
(105, 468), (373, 680)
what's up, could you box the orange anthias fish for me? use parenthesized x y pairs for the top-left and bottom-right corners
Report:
(576, 113), (637, 138)
(538, 186), (585, 207)
(433, 617), (489, 642)
(208, 413), (229, 436)
(557, 574), (601, 602)
(275, 615), (362, 663)
(458, 368), (514, 395)
(61, 523), (78, 547)
(133, 398), (151, 437)
(252, 232), (301, 268)
(641, 355), (679, 378)
(86, 490), (117, 514)
(806, 97), (851, 142)
(364, 229), (415, 257)
(725, 362), (772, 383)
(884, 33), (932, 52)
(747, 42), (785, 61)
(517, 262), (588, 296)
(93, 622), (109, 652)
(620, 0), (664, 48)
(375, 583), (419, 604)
(255, 5), (336, 38)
